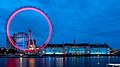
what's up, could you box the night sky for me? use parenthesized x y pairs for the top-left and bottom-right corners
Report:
(0, 0), (120, 49)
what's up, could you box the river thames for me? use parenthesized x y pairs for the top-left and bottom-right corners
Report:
(0, 56), (119, 67)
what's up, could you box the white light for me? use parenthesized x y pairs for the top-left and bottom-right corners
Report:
(30, 45), (32, 47)
(20, 54), (23, 56)
(36, 48), (39, 50)
(46, 52), (54, 54)
(20, 57), (22, 67)
(107, 63), (120, 66)
(55, 53), (64, 54)
(29, 48), (34, 50)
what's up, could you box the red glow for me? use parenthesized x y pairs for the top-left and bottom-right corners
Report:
(7, 58), (18, 67)
(6, 7), (52, 51)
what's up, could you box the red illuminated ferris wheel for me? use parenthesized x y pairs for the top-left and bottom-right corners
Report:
(6, 7), (53, 52)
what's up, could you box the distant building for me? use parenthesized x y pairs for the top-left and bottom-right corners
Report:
(89, 44), (110, 54)
(13, 32), (29, 50)
(42, 43), (110, 55)
(6, 32), (29, 50)
(6, 31), (37, 52)
(6, 36), (16, 50)
(43, 44), (64, 54)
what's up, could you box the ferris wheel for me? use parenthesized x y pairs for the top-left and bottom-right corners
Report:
(6, 6), (53, 52)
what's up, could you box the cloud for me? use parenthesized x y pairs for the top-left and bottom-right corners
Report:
(0, 0), (120, 48)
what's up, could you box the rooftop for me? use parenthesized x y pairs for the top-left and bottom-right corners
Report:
(45, 43), (110, 48)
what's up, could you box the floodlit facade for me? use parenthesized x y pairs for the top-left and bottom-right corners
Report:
(14, 32), (29, 50)
(43, 44), (64, 54)
(42, 43), (110, 55)
(6, 32), (29, 50)
(6, 32), (110, 55)
(89, 44), (110, 54)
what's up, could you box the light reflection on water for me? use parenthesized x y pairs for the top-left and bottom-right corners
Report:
(1, 56), (120, 67)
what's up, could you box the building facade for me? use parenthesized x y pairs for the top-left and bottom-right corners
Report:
(6, 32), (29, 50)
(14, 32), (29, 50)
(42, 43), (110, 55)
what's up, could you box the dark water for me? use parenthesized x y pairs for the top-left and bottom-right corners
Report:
(0, 56), (120, 67)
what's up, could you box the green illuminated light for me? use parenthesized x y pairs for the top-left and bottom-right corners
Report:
(98, 62), (100, 64)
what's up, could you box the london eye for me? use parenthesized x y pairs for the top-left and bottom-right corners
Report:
(6, 7), (53, 52)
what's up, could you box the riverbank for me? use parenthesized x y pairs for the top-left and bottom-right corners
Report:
(0, 54), (120, 58)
